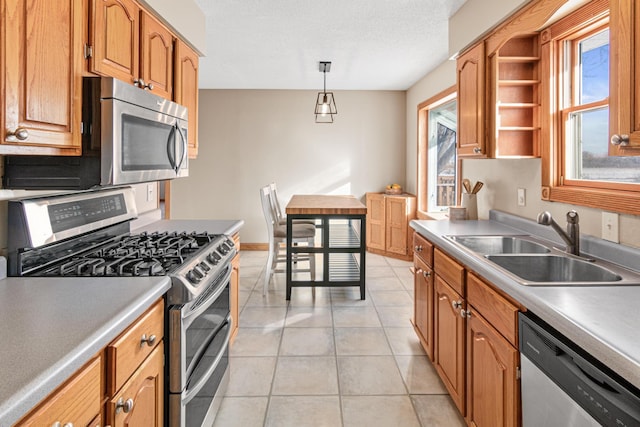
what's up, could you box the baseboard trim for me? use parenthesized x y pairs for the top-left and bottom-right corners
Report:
(240, 243), (268, 251)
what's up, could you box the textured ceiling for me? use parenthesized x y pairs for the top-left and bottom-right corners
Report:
(194, 0), (468, 90)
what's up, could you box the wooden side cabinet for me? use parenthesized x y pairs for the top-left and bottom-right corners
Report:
(174, 40), (200, 158)
(2, 0), (84, 155)
(230, 232), (240, 344)
(365, 192), (416, 260)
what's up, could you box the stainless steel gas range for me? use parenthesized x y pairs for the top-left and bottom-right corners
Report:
(7, 187), (235, 427)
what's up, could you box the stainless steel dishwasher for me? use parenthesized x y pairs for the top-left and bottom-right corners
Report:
(519, 312), (640, 427)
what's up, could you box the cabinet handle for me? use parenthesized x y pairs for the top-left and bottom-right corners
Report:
(610, 134), (630, 146)
(143, 82), (154, 91)
(414, 245), (423, 252)
(133, 78), (145, 88)
(452, 300), (462, 309)
(140, 333), (156, 347)
(460, 309), (471, 318)
(422, 270), (431, 278)
(116, 397), (134, 413)
(473, 147), (481, 154)
(7, 127), (29, 141)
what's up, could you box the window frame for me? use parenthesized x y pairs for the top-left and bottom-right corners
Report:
(540, 0), (640, 215)
(417, 86), (459, 219)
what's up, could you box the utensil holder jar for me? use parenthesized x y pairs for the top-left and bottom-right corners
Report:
(461, 193), (478, 220)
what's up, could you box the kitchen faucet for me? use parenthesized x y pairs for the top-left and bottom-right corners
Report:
(537, 210), (580, 256)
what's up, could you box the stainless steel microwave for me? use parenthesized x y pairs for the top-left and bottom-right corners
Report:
(3, 77), (189, 190)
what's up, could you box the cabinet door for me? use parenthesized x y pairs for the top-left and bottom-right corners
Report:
(366, 193), (386, 251)
(140, 11), (173, 99)
(457, 42), (486, 157)
(609, 0), (640, 155)
(174, 40), (200, 158)
(386, 196), (409, 256)
(91, 0), (140, 85)
(434, 276), (466, 414)
(2, 0), (83, 154)
(107, 343), (164, 427)
(413, 256), (434, 360)
(466, 307), (519, 427)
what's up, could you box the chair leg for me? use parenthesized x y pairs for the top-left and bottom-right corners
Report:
(263, 240), (276, 295)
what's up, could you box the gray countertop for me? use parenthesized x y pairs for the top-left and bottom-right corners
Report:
(0, 276), (171, 426)
(410, 213), (640, 390)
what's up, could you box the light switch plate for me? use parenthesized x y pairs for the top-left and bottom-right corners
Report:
(602, 212), (619, 243)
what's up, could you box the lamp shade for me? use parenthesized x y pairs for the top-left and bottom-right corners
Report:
(315, 92), (337, 123)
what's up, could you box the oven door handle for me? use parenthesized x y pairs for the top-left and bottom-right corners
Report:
(183, 314), (232, 405)
(182, 265), (232, 329)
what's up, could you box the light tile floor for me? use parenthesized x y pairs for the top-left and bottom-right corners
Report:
(213, 251), (466, 427)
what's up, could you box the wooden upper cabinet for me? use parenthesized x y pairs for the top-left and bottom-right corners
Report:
(1, 0), (83, 155)
(140, 11), (173, 99)
(457, 42), (486, 157)
(90, 0), (174, 99)
(609, 0), (640, 155)
(90, 0), (140, 85)
(174, 40), (199, 158)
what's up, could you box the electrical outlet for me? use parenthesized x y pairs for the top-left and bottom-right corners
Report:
(517, 188), (526, 207)
(602, 212), (619, 243)
(147, 183), (155, 202)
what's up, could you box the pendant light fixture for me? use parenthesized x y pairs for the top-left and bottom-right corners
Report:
(314, 61), (337, 123)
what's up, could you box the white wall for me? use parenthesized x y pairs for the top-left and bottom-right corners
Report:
(170, 89), (406, 244)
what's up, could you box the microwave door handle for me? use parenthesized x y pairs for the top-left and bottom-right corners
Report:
(167, 125), (177, 169)
(175, 123), (187, 173)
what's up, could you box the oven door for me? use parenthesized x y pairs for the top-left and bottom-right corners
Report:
(168, 265), (232, 427)
(101, 97), (188, 186)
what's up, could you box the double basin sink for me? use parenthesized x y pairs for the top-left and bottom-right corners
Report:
(446, 235), (640, 286)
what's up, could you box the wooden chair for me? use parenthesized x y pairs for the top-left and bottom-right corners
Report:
(260, 185), (316, 295)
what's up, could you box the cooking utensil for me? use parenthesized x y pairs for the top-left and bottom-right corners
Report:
(471, 181), (484, 194)
(463, 179), (472, 193)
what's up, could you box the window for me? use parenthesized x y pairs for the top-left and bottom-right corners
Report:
(417, 87), (458, 216)
(542, 0), (640, 213)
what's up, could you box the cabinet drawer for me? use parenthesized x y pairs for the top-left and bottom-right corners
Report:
(434, 248), (465, 295)
(413, 232), (434, 267)
(467, 272), (518, 346)
(107, 299), (164, 395)
(17, 356), (101, 426)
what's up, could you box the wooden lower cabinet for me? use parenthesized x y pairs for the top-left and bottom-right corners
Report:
(106, 343), (164, 427)
(466, 307), (520, 427)
(15, 356), (102, 426)
(413, 255), (434, 360)
(434, 276), (466, 414)
(413, 232), (522, 425)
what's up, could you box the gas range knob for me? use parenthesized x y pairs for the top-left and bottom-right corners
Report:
(219, 243), (229, 254)
(199, 262), (211, 272)
(207, 252), (221, 264)
(186, 269), (202, 284)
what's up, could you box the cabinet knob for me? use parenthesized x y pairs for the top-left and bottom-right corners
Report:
(460, 309), (471, 318)
(422, 270), (431, 278)
(473, 147), (482, 154)
(52, 422), (73, 427)
(133, 78), (145, 88)
(452, 300), (462, 309)
(414, 245), (423, 252)
(140, 333), (156, 347)
(610, 134), (630, 146)
(7, 127), (29, 141)
(144, 82), (154, 91)
(116, 397), (134, 413)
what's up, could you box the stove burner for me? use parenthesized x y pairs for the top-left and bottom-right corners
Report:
(26, 231), (227, 278)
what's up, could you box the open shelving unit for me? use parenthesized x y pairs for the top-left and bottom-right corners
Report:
(490, 34), (541, 157)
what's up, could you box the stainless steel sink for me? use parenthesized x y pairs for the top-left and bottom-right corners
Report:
(447, 235), (551, 254)
(485, 254), (623, 284)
